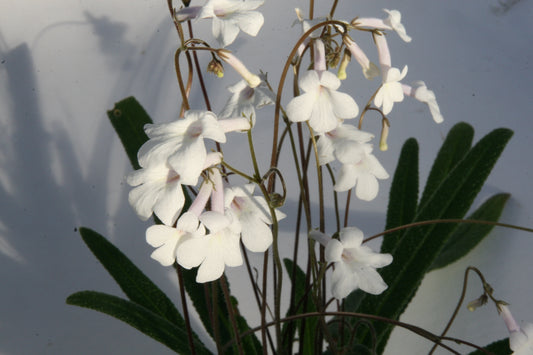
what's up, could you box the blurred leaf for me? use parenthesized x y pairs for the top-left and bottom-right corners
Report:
(381, 138), (419, 254)
(78, 227), (183, 326)
(419, 122), (474, 209)
(107, 96), (152, 170)
(282, 258), (318, 354)
(356, 126), (513, 353)
(430, 193), (510, 271)
(67, 291), (211, 355)
(467, 338), (510, 355)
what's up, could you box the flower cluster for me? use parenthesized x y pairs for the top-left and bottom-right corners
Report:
(128, 4), (444, 299)
(127, 110), (284, 283)
(286, 9), (442, 203)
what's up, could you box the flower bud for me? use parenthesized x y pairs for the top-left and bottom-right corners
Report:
(218, 50), (260, 88)
(337, 49), (351, 80)
(207, 58), (224, 78)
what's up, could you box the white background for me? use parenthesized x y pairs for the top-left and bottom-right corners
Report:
(0, 0), (532, 354)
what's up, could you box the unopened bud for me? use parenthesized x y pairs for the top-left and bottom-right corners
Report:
(467, 294), (488, 312)
(218, 50), (260, 88)
(207, 58), (224, 78)
(337, 49), (351, 80)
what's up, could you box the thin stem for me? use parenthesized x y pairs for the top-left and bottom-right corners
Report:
(173, 264), (196, 355)
(364, 218), (533, 244)
(241, 246), (276, 352)
(261, 250), (269, 355)
(223, 311), (496, 355)
(269, 20), (348, 193)
(428, 266), (497, 355)
(220, 276), (245, 355)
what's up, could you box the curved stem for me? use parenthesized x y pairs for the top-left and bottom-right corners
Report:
(223, 311), (496, 355)
(364, 218), (533, 244)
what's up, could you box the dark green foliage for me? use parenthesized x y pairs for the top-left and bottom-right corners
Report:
(430, 193), (510, 271)
(67, 291), (212, 354)
(381, 137), (419, 254)
(467, 338), (511, 355)
(355, 123), (512, 353)
(107, 96), (153, 170)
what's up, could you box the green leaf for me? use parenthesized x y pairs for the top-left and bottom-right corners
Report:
(430, 193), (510, 271)
(67, 291), (212, 355)
(282, 259), (318, 354)
(467, 338), (510, 355)
(78, 227), (183, 327)
(419, 122), (474, 209)
(381, 138), (419, 254)
(107, 96), (153, 170)
(357, 126), (513, 353)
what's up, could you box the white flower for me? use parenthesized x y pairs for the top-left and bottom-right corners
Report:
(127, 161), (185, 226)
(403, 81), (443, 123)
(374, 65), (408, 115)
(355, 9), (411, 43)
(334, 143), (389, 201)
(219, 80), (274, 125)
(225, 184), (285, 252)
(198, 0), (265, 47)
(137, 111), (226, 186)
(145, 212), (205, 266)
(499, 305), (533, 355)
(316, 123), (374, 166)
(176, 211), (243, 283)
(311, 227), (392, 299)
(383, 9), (411, 43)
(286, 70), (359, 133)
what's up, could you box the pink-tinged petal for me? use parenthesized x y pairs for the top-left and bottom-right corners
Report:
(317, 134), (335, 165)
(318, 70), (341, 91)
(168, 139), (205, 186)
(150, 245), (177, 266)
(309, 93), (338, 133)
(218, 118), (251, 133)
(176, 236), (207, 269)
(146, 225), (176, 248)
(146, 225), (180, 266)
(367, 154), (389, 179)
(236, 0), (264, 12)
(175, 6), (203, 21)
(298, 70), (320, 93)
(200, 112), (227, 142)
(200, 211), (231, 233)
(286, 92), (315, 123)
(212, 16), (240, 47)
(241, 215), (272, 252)
(334, 140), (365, 164)
(309, 230), (330, 247)
(220, 233), (243, 267)
(176, 212), (201, 233)
(128, 183), (159, 221)
(339, 227), (364, 247)
(329, 90), (359, 119)
(153, 182), (184, 226)
(331, 264), (358, 299)
(334, 164), (358, 192)
(355, 173), (379, 201)
(325, 239), (344, 262)
(231, 11), (264, 36)
(355, 266), (388, 295)
(137, 136), (181, 167)
(196, 247), (225, 282)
